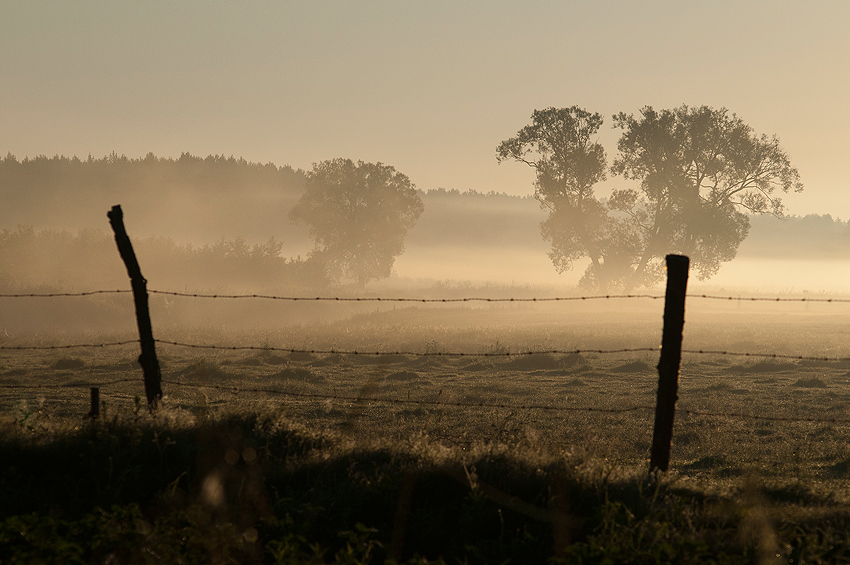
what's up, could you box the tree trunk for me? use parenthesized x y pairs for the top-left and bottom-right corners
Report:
(622, 242), (657, 294)
(622, 262), (647, 294)
(623, 224), (664, 294)
(588, 255), (608, 294)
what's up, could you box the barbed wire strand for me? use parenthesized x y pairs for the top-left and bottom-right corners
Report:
(677, 407), (850, 424)
(161, 379), (650, 414)
(161, 382), (850, 424)
(146, 290), (665, 302)
(143, 341), (850, 363)
(0, 340), (140, 350)
(142, 290), (850, 304)
(681, 349), (850, 362)
(1, 378), (139, 390)
(34, 378), (844, 425)
(3, 375), (850, 425)
(5, 339), (850, 363)
(0, 290), (130, 298)
(692, 294), (850, 303)
(3, 288), (850, 303)
(153, 339), (658, 357)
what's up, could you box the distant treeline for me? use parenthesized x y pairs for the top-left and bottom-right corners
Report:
(0, 225), (326, 294)
(0, 152), (305, 199)
(0, 153), (308, 246)
(739, 214), (850, 259)
(2, 152), (848, 266)
(413, 194), (850, 260)
(410, 188), (543, 248)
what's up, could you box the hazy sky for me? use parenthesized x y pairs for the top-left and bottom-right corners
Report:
(3, 1), (849, 217)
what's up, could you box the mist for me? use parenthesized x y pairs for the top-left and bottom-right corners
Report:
(3, 154), (849, 292)
(2, 153), (849, 338)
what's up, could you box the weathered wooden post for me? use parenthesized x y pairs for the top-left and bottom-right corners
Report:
(649, 254), (689, 473)
(88, 387), (100, 418)
(107, 205), (162, 409)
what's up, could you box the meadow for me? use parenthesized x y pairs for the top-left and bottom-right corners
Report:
(4, 294), (850, 562)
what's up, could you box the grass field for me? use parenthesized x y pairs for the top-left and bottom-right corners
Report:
(3, 296), (850, 562)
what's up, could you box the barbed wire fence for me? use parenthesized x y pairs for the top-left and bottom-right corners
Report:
(3, 208), (850, 471)
(6, 288), (850, 303)
(7, 339), (850, 364)
(4, 288), (850, 423)
(0, 311), (845, 469)
(7, 372), (850, 426)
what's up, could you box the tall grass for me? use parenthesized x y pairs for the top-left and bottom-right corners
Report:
(3, 405), (850, 564)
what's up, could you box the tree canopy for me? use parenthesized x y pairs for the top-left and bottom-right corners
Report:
(498, 105), (803, 291)
(496, 107), (619, 290)
(289, 158), (424, 287)
(611, 105), (802, 289)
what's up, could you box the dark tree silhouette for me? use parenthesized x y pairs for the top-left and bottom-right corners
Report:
(498, 105), (803, 291)
(289, 158), (423, 287)
(611, 105), (803, 290)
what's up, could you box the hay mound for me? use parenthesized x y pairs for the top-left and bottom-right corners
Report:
(174, 359), (229, 379)
(726, 361), (798, 375)
(791, 377), (827, 388)
(504, 354), (562, 371)
(463, 362), (494, 372)
(386, 371), (418, 382)
(288, 351), (315, 362)
(51, 358), (86, 370)
(610, 360), (653, 373)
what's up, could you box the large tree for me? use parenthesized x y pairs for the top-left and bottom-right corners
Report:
(610, 105), (803, 290)
(498, 105), (803, 291)
(289, 158), (424, 287)
(496, 106), (631, 292)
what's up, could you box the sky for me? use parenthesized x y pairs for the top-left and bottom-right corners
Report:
(2, 1), (849, 217)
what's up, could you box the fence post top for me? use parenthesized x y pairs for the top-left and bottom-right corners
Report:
(665, 254), (689, 266)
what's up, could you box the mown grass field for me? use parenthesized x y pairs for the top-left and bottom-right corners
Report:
(3, 296), (850, 562)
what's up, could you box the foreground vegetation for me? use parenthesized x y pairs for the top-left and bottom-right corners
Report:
(4, 405), (850, 564)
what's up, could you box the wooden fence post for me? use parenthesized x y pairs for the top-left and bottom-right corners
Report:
(649, 254), (689, 473)
(107, 205), (162, 409)
(88, 387), (100, 418)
